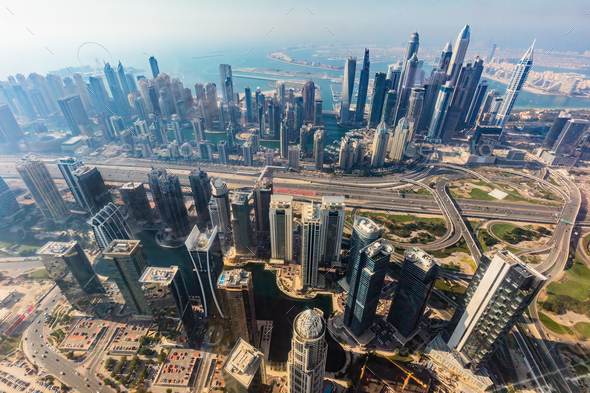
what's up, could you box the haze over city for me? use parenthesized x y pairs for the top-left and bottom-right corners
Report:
(0, 2), (590, 393)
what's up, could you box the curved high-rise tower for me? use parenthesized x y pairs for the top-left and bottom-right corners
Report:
(495, 41), (535, 132)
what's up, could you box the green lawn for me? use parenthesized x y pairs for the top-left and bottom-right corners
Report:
(538, 312), (574, 335)
(541, 254), (590, 315)
(27, 269), (49, 279)
(574, 322), (590, 339)
(0, 335), (20, 355)
(435, 279), (467, 294)
(490, 223), (519, 239)
(430, 240), (471, 259)
(478, 229), (499, 253)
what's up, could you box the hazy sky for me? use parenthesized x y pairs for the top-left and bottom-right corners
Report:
(1, 0), (588, 78)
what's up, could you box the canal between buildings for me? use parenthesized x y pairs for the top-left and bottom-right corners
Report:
(96, 230), (346, 372)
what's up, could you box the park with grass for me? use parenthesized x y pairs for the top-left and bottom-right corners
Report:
(447, 178), (561, 206)
(489, 223), (551, 245)
(357, 211), (447, 244)
(538, 253), (590, 338)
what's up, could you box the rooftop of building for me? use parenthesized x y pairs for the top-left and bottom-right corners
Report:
(355, 217), (380, 234)
(156, 350), (200, 387)
(59, 319), (110, 351)
(108, 321), (150, 354)
(294, 308), (325, 340)
(270, 194), (292, 208)
(103, 239), (141, 256)
(185, 225), (217, 251)
(321, 196), (345, 208)
(496, 250), (547, 281)
(223, 338), (264, 388)
(218, 269), (251, 289)
(37, 241), (77, 256)
(120, 181), (143, 190)
(405, 246), (440, 270)
(139, 266), (179, 286)
(303, 204), (320, 221)
(231, 191), (251, 205)
(364, 240), (394, 258)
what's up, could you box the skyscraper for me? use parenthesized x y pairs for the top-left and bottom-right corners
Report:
(288, 145), (300, 168)
(476, 89), (502, 126)
(103, 240), (151, 316)
(340, 57), (357, 125)
(231, 192), (253, 255)
(447, 251), (546, 371)
(495, 41), (535, 131)
(303, 80), (315, 122)
(428, 82), (455, 141)
(217, 269), (258, 345)
(38, 241), (108, 315)
(218, 140), (229, 164)
(244, 86), (253, 123)
(72, 73), (94, 113)
(542, 111), (572, 150)
(104, 63), (127, 115)
(387, 247), (440, 337)
(148, 168), (191, 240)
(319, 196), (345, 264)
(212, 179), (232, 235)
(355, 49), (370, 123)
(398, 32), (420, 94)
(368, 72), (387, 128)
(407, 87), (425, 131)
(438, 41), (453, 73)
(280, 122), (289, 159)
(89, 201), (132, 248)
(446, 25), (471, 87)
(454, 57), (485, 131)
(15, 157), (70, 222)
(0, 175), (19, 218)
(139, 266), (196, 343)
(0, 104), (24, 143)
(219, 64), (234, 104)
(389, 117), (410, 161)
(371, 122), (390, 167)
(417, 69), (446, 133)
(301, 204), (322, 288)
(553, 119), (590, 156)
(465, 80), (489, 127)
(287, 309), (328, 393)
(253, 178), (273, 236)
(269, 195), (293, 261)
(380, 90), (398, 127)
(338, 136), (355, 170)
(73, 166), (113, 214)
(346, 217), (382, 283)
(119, 182), (153, 223)
(149, 56), (160, 79)
(185, 225), (224, 317)
(344, 237), (393, 337)
(223, 339), (267, 393)
(394, 53), (419, 124)
(314, 99), (323, 126)
(313, 129), (325, 171)
(57, 157), (85, 209)
(116, 62), (130, 97)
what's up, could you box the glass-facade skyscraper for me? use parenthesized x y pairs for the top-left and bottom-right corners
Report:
(15, 157), (70, 222)
(387, 247), (440, 337)
(185, 225), (224, 317)
(344, 238), (393, 337)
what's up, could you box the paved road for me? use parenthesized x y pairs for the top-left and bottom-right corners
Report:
(22, 286), (105, 393)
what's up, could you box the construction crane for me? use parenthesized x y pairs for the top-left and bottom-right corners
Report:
(355, 356), (369, 393)
(384, 357), (427, 392)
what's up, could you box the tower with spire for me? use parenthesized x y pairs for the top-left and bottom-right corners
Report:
(438, 41), (453, 73)
(495, 40), (535, 132)
(446, 25), (471, 86)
